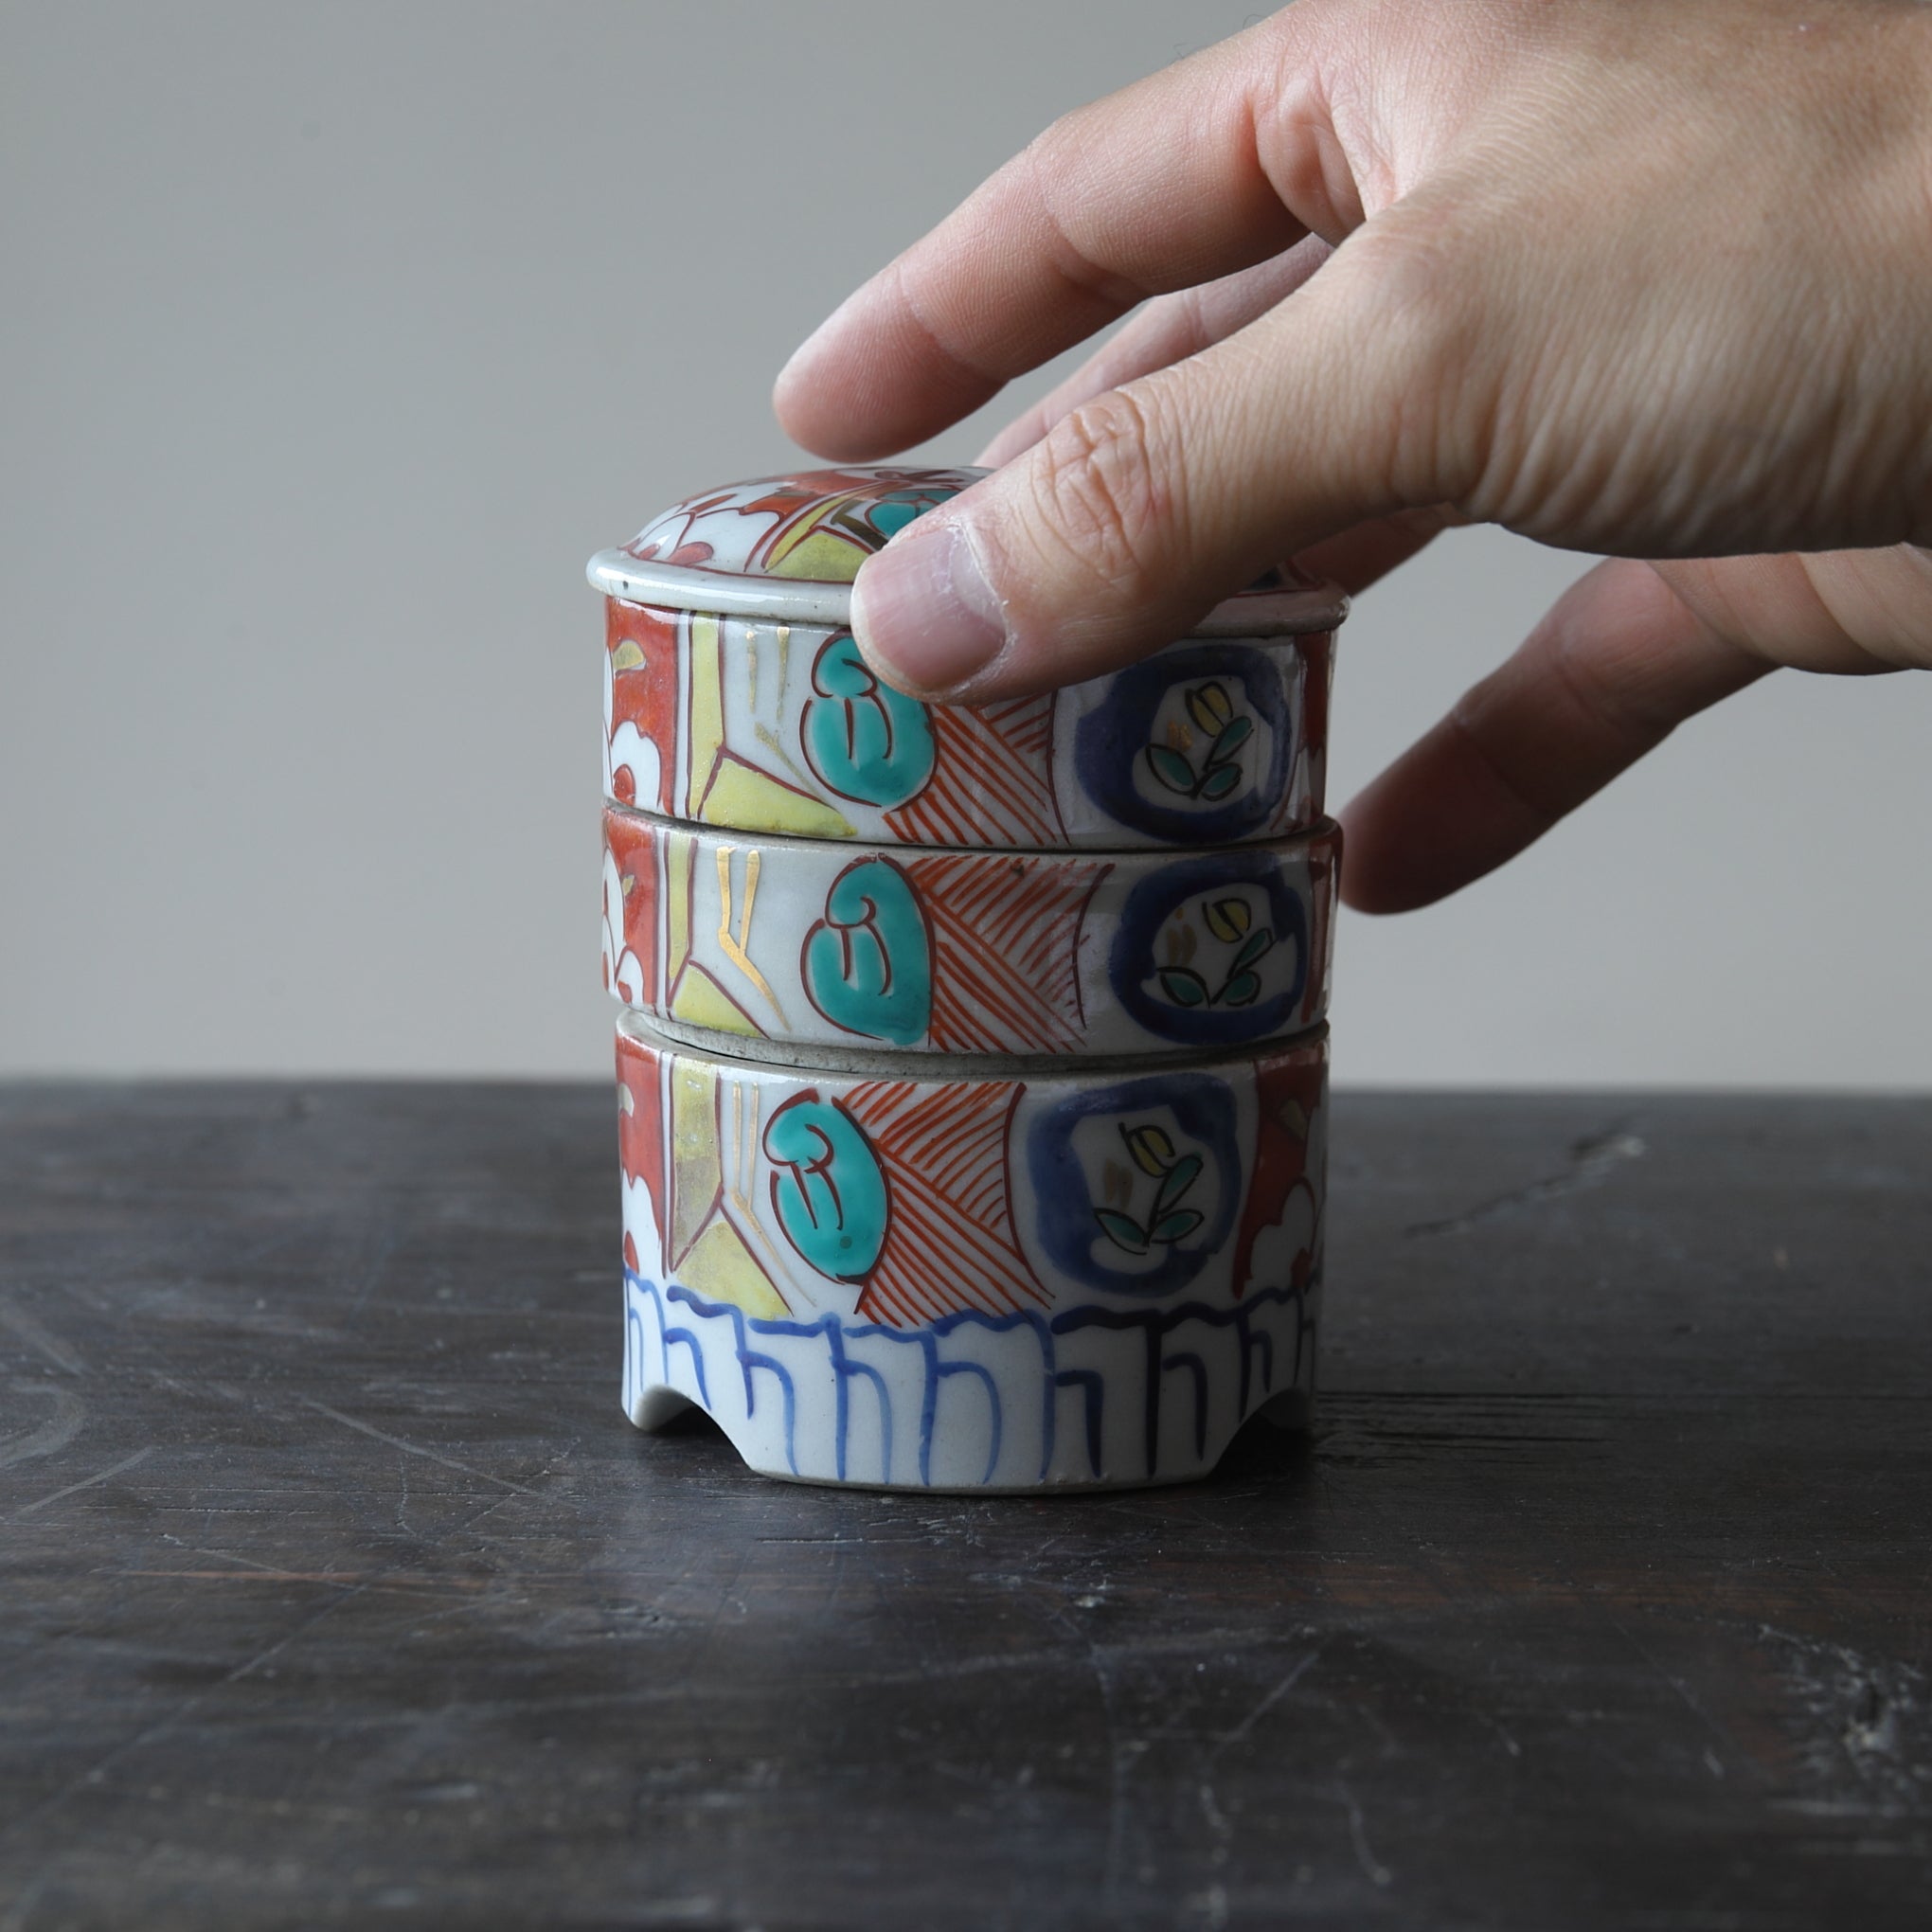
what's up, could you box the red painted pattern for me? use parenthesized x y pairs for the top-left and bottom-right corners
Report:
(905, 851), (1108, 1055)
(883, 695), (1064, 847)
(844, 1078), (1046, 1329)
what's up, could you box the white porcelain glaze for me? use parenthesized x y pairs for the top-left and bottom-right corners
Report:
(587, 464), (1345, 634)
(602, 599), (1334, 849)
(616, 1016), (1327, 1491)
(602, 805), (1338, 1061)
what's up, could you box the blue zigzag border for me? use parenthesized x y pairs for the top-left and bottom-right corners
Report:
(623, 1269), (1316, 1487)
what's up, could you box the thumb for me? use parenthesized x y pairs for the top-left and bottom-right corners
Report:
(849, 227), (1466, 701)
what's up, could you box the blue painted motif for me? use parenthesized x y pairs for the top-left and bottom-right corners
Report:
(801, 633), (937, 808)
(762, 1093), (889, 1282)
(824, 1322), (895, 1485)
(622, 1268), (1316, 1488)
(623, 1291), (651, 1419)
(1025, 1072), (1241, 1298)
(736, 1341), (796, 1468)
(659, 1321), (710, 1409)
(1054, 1368), (1106, 1479)
(1109, 850), (1310, 1046)
(801, 856), (932, 1046)
(1074, 644), (1293, 842)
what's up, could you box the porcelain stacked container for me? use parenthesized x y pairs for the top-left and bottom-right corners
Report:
(589, 467), (1346, 1491)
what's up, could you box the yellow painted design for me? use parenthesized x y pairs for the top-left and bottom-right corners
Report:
(715, 847), (785, 1021)
(610, 639), (645, 671)
(701, 756), (854, 839)
(675, 1217), (788, 1320)
(763, 527), (867, 581)
(744, 620), (824, 792)
(669, 1059), (721, 1267)
(670, 961), (761, 1039)
(1188, 682), (1233, 732)
(761, 503), (870, 583)
(724, 1079), (796, 1288)
(665, 829), (694, 982)
(686, 612), (724, 814)
(1125, 1124), (1176, 1176)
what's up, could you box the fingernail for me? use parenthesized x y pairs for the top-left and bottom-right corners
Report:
(851, 519), (1007, 695)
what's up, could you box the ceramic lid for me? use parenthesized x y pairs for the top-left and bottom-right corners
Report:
(586, 465), (1347, 635)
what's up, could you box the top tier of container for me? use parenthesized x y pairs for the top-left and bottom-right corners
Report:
(588, 466), (1346, 851)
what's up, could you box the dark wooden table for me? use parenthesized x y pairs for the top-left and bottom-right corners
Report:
(2, 1084), (1928, 1930)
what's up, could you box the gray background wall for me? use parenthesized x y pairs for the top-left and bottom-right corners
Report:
(4, 1), (1926, 1086)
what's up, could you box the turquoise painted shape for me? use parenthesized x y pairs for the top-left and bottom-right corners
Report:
(802, 857), (932, 1047)
(866, 492), (934, 541)
(762, 1095), (889, 1282)
(802, 633), (936, 808)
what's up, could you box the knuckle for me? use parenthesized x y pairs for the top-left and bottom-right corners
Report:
(1543, 632), (1644, 742)
(1014, 122), (1147, 313)
(1027, 388), (1176, 595)
(1023, 101), (1096, 185)
(1340, 205), (1472, 340)
(1324, 201), (1501, 507)
(1544, 613), (1691, 747)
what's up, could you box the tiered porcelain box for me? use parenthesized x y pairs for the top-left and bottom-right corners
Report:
(589, 467), (1346, 1490)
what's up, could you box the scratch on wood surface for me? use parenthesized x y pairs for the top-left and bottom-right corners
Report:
(295, 1396), (540, 1497)
(0, 1458), (565, 1871)
(193, 1545), (321, 1574)
(1604, 1610), (1742, 1775)
(1198, 1780), (1232, 1841)
(1339, 1780), (1394, 1888)
(0, 1864), (52, 1932)
(1183, 1879), (1231, 1929)
(126, 1569), (490, 1588)
(1214, 1649), (1320, 1749)
(0, 1297), (86, 1375)
(1404, 1124), (1647, 1238)
(1034, 1593), (1140, 1910)
(16, 1445), (152, 1516)
(342, 1218), (402, 1327)
(0, 1383), (86, 1471)
(0, 1579), (371, 1860)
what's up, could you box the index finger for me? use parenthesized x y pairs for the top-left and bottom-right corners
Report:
(773, 16), (1345, 461)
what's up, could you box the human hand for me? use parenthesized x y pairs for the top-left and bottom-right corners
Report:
(773, 0), (1932, 909)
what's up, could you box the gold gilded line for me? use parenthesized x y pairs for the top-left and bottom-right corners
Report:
(752, 720), (817, 786)
(723, 1077), (791, 1285)
(753, 621), (817, 786)
(740, 850), (760, 948)
(741, 621), (814, 788)
(715, 846), (787, 1022)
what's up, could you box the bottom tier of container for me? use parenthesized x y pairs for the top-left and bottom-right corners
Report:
(614, 1013), (1328, 1492)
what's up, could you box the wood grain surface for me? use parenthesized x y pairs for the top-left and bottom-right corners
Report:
(1, 1083), (1927, 1929)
